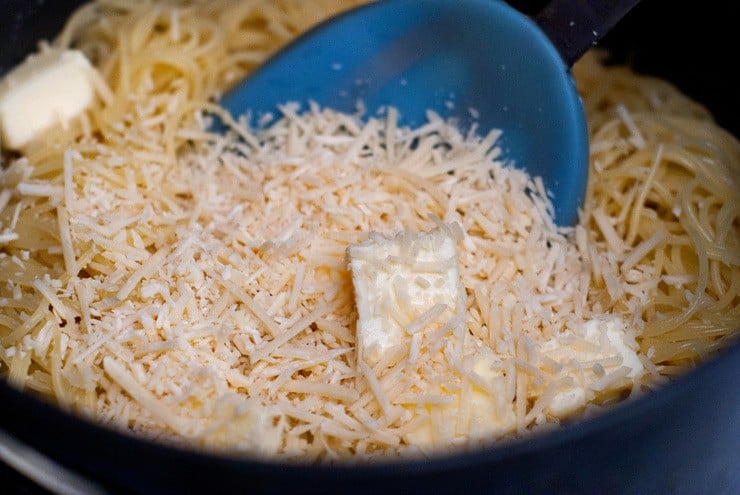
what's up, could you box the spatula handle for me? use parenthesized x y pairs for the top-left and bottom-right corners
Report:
(535, 0), (641, 67)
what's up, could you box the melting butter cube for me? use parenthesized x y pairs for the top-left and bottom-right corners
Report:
(467, 346), (517, 435)
(0, 49), (96, 149)
(537, 315), (646, 417)
(201, 395), (282, 455)
(348, 227), (516, 450)
(405, 344), (516, 449)
(347, 228), (465, 366)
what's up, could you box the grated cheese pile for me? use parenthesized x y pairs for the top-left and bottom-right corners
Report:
(1, 102), (655, 460)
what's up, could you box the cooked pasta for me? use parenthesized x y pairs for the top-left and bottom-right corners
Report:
(0, 0), (737, 460)
(573, 55), (740, 371)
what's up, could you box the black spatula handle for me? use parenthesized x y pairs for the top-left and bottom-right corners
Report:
(535, 0), (642, 67)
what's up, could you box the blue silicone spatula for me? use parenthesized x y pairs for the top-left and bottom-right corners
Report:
(219, 0), (640, 225)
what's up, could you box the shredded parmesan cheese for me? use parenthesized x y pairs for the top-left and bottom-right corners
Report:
(0, 101), (646, 458)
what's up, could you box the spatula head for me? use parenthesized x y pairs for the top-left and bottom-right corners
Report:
(220, 0), (588, 226)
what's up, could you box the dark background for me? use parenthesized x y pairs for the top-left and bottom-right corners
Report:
(513, 0), (738, 138)
(0, 463), (53, 495)
(2, 0), (737, 137)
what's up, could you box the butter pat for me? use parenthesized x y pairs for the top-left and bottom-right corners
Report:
(0, 49), (96, 149)
(405, 344), (516, 449)
(199, 395), (283, 455)
(348, 227), (516, 450)
(347, 228), (465, 366)
(468, 346), (516, 437)
(538, 315), (645, 417)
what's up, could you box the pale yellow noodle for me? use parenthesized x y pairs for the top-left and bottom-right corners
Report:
(575, 56), (739, 364)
